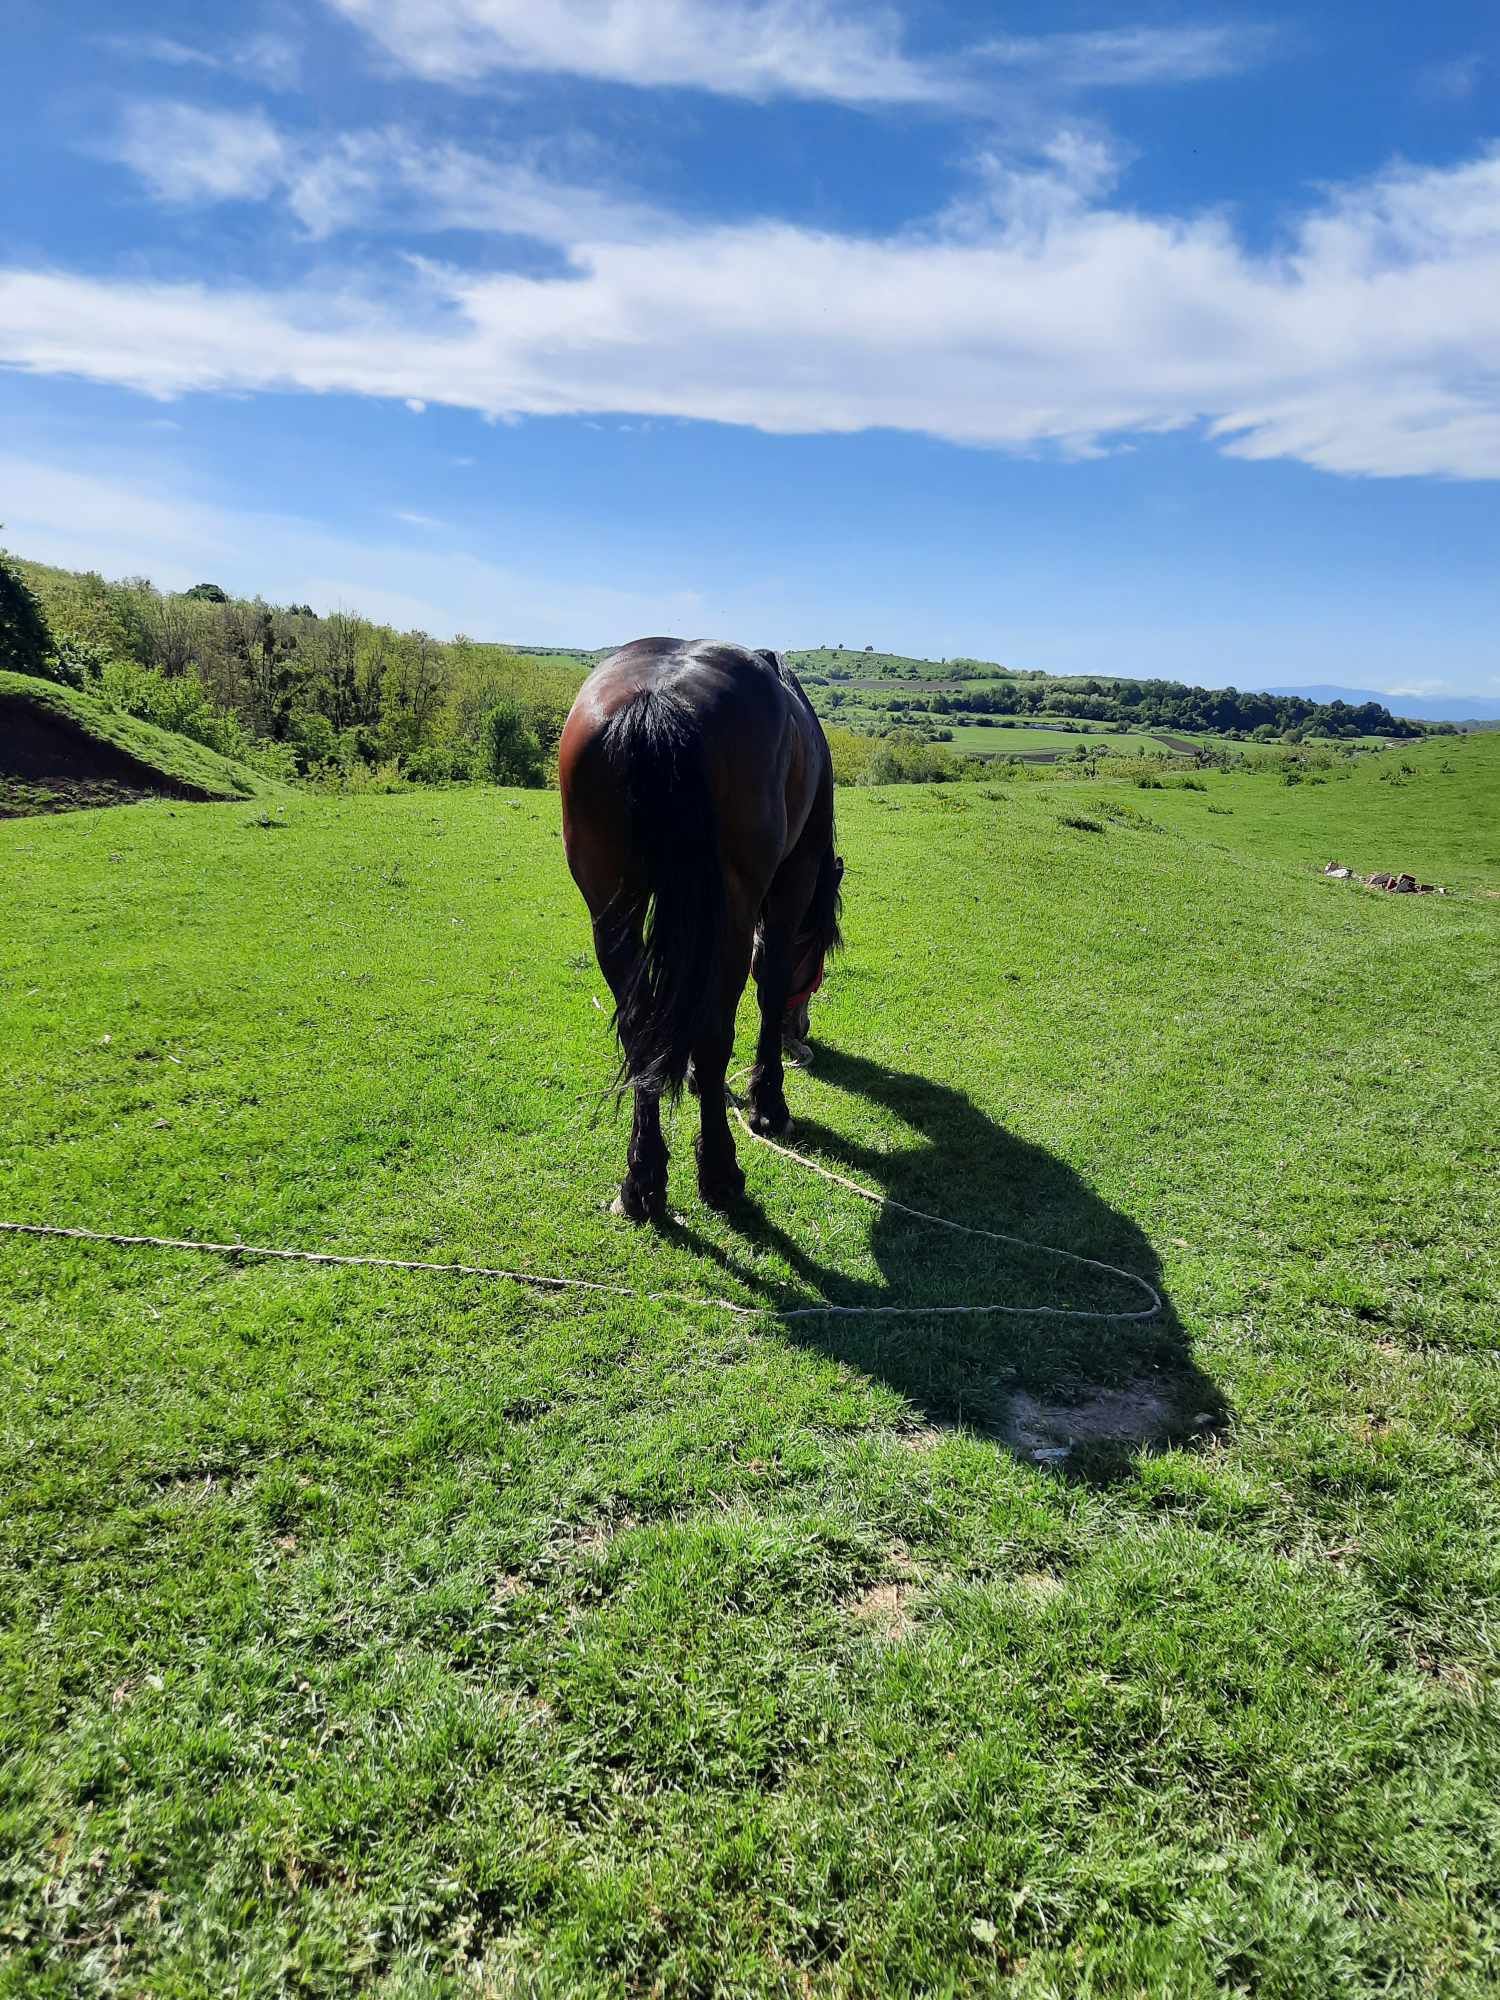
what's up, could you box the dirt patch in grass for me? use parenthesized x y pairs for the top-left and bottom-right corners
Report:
(1004, 1382), (1195, 1458)
(561, 1511), (637, 1558)
(893, 1422), (955, 1452)
(1, 774), (163, 816)
(846, 1579), (918, 1641)
(1014, 1571), (1066, 1604)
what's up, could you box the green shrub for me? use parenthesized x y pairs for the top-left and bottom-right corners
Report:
(0, 551), (54, 679)
(860, 739), (977, 785)
(49, 635), (111, 688)
(404, 740), (479, 785)
(823, 725), (878, 785)
(483, 701), (547, 787)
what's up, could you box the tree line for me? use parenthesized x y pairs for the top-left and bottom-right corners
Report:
(1, 553), (584, 785)
(813, 670), (1420, 740)
(2, 549), (1427, 802)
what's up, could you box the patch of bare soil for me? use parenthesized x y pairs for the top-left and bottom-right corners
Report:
(1, 774), (159, 817)
(893, 1421), (957, 1452)
(1014, 1571), (1066, 1603)
(1004, 1383), (1201, 1461)
(846, 1579), (918, 1641)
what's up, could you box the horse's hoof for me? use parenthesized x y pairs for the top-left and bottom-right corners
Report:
(699, 1168), (746, 1212)
(749, 1107), (793, 1140)
(611, 1184), (666, 1225)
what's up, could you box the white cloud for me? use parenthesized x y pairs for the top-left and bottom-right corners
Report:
(280, 130), (665, 242)
(0, 454), (704, 643)
(325, 0), (951, 103)
(323, 0), (1272, 105)
(101, 30), (303, 90)
(7, 146), (1500, 479)
(104, 105), (665, 244)
(236, 33), (304, 89)
(1417, 54), (1484, 103)
(979, 24), (1272, 89)
(112, 104), (289, 205)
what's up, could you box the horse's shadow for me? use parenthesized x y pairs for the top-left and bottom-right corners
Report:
(669, 1044), (1227, 1481)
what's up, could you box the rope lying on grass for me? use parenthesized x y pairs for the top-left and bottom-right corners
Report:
(0, 1104), (1162, 1325)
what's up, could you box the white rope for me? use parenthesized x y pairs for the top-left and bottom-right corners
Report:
(0, 1097), (1161, 1324)
(729, 1107), (1161, 1321)
(0, 1219), (765, 1318)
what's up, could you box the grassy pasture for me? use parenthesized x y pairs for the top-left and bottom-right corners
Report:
(2, 736), (1498, 1996)
(942, 723), (1138, 756)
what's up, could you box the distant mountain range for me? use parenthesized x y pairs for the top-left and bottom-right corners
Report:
(1261, 683), (1500, 724)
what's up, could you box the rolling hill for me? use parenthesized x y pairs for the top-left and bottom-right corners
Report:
(0, 670), (293, 815)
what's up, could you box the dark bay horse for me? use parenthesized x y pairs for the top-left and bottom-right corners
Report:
(559, 638), (842, 1222)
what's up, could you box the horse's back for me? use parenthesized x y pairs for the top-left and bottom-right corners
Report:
(564, 639), (817, 796)
(579, 637), (800, 731)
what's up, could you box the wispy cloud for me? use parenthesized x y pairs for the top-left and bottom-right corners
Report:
(104, 103), (665, 243)
(110, 104), (289, 206)
(322, 0), (1272, 106)
(324, 0), (956, 103)
(8, 146), (1500, 479)
(978, 23), (1274, 89)
(100, 29), (303, 90)
(1416, 53), (1485, 102)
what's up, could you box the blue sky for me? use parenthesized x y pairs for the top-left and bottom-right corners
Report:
(2, 0), (1497, 697)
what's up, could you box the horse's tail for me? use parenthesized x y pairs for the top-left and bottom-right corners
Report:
(598, 684), (724, 1100)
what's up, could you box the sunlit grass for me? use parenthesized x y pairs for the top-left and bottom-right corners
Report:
(2, 733), (1497, 1995)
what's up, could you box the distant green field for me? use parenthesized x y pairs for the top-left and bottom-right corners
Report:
(3, 731), (1498, 1994)
(944, 722), (1138, 755)
(500, 647), (599, 678)
(791, 646), (960, 679)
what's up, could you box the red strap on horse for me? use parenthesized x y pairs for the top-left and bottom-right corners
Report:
(785, 961), (825, 1012)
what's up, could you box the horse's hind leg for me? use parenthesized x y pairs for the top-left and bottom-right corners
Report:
(749, 837), (827, 1137)
(614, 1086), (669, 1223)
(747, 916), (798, 1139)
(692, 1023), (744, 1210)
(592, 911), (670, 1223)
(693, 926), (753, 1209)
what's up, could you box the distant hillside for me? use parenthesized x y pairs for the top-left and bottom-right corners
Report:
(1260, 683), (1500, 725)
(0, 544), (1438, 805)
(787, 649), (1421, 745)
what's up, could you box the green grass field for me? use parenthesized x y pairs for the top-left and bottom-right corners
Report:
(2, 735), (1498, 1996)
(943, 723), (1138, 756)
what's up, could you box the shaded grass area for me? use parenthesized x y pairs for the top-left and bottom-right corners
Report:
(0, 670), (292, 810)
(1, 736), (1498, 1995)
